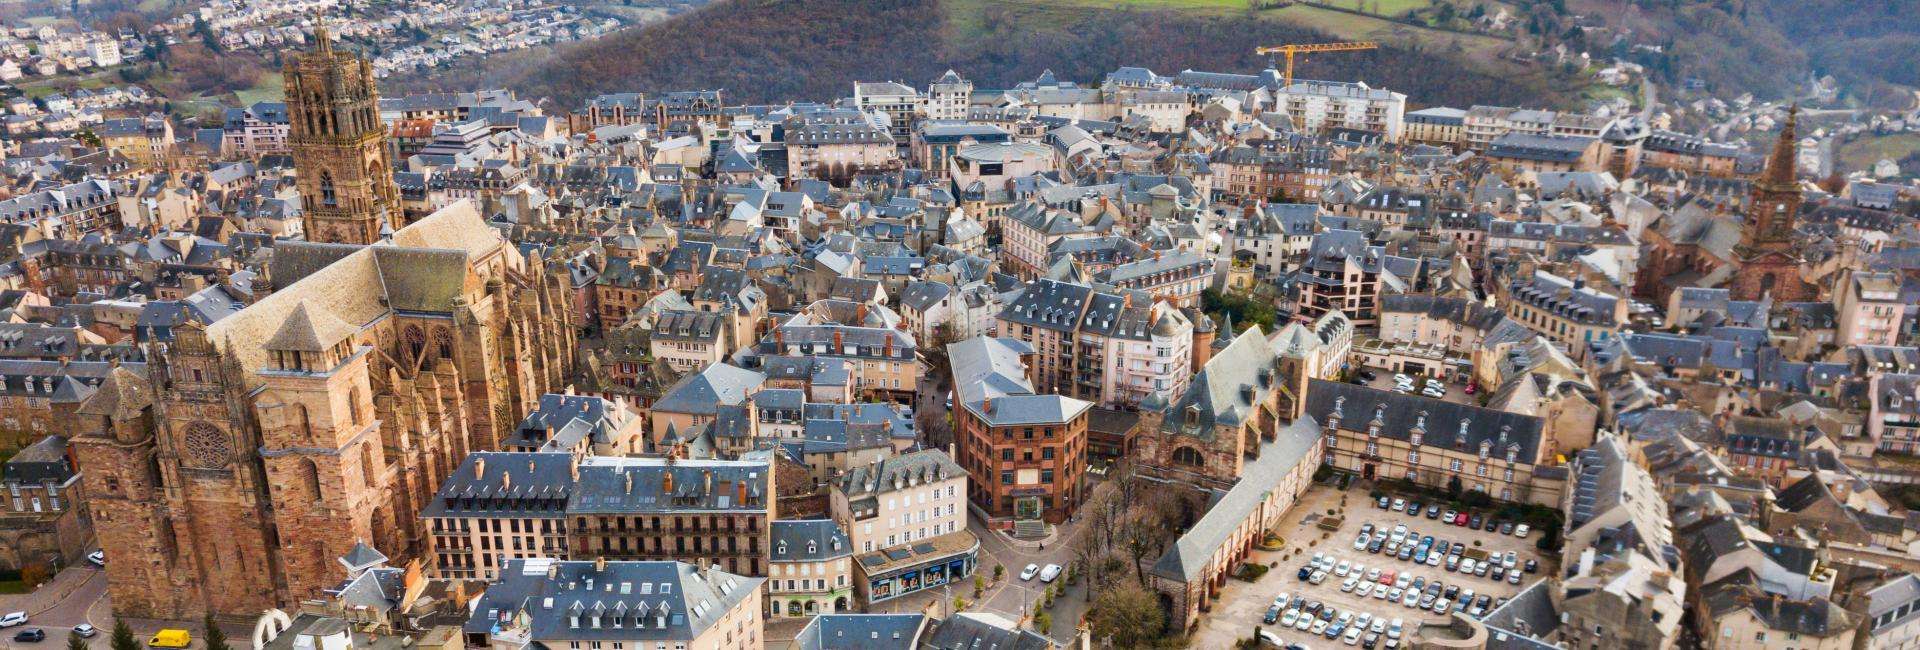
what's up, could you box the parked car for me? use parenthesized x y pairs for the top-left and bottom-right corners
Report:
(1358, 370), (1378, 381)
(1440, 509), (1456, 523)
(1039, 564), (1062, 582)
(1499, 522), (1515, 535)
(1514, 524), (1531, 538)
(1452, 512), (1468, 526)
(1468, 514), (1483, 529)
(1508, 570), (1523, 585)
(1020, 564), (1040, 581)
(13, 628), (44, 643)
(1310, 570), (1328, 585)
(1490, 566), (1505, 581)
(1266, 603), (1284, 624)
(1524, 559), (1539, 574)
(1405, 501), (1421, 515)
(1474, 562), (1491, 577)
(1299, 566), (1315, 580)
(72, 625), (96, 638)
(1377, 496), (1391, 509)
(1424, 505), (1441, 519)
(87, 550), (105, 567)
(0, 613), (26, 629)
(1391, 498), (1406, 512)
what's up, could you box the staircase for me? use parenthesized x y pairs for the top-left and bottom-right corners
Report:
(1012, 519), (1048, 540)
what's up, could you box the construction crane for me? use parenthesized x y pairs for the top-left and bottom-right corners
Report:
(1255, 41), (1380, 88)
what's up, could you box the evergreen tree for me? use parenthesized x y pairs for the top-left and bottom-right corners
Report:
(110, 620), (140, 650)
(65, 629), (89, 650)
(202, 613), (228, 650)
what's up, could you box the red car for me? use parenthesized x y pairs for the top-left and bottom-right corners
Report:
(1452, 513), (1469, 526)
(1463, 383), (1478, 395)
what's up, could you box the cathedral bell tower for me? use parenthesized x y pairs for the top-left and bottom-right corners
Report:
(285, 24), (401, 245)
(1729, 106), (1811, 302)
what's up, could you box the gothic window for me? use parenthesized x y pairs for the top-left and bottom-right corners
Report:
(183, 423), (230, 468)
(1172, 447), (1205, 467)
(404, 325), (427, 362)
(319, 171), (337, 207)
(434, 328), (455, 359)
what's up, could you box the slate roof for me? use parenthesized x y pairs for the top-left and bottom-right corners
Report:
(422, 451), (575, 518)
(1153, 327), (1280, 437)
(792, 614), (927, 650)
(769, 519), (851, 563)
(653, 364), (766, 416)
(2, 435), (72, 484)
(1304, 379), (1544, 462)
(569, 457), (769, 514)
(921, 613), (1052, 650)
(833, 448), (964, 500)
(467, 559), (762, 643)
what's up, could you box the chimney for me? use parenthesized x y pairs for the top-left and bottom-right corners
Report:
(703, 469), (713, 495)
(623, 470), (632, 493)
(502, 471), (512, 491)
(775, 329), (784, 348)
(983, 397), (992, 414)
(833, 331), (844, 349)
(474, 457), (486, 479)
(594, 556), (607, 573)
(735, 481), (746, 504)
(659, 469), (671, 494)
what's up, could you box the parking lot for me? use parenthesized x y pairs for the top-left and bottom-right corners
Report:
(1356, 370), (1476, 405)
(1191, 483), (1554, 649)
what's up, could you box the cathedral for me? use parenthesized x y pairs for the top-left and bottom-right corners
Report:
(1635, 107), (1814, 303)
(70, 34), (578, 620)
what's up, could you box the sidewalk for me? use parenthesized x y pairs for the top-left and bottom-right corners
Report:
(0, 564), (99, 617)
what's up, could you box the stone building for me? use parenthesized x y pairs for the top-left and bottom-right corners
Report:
(766, 519), (854, 618)
(1134, 326), (1299, 491)
(71, 200), (578, 619)
(1304, 379), (1564, 506)
(565, 456), (776, 577)
(0, 435), (91, 571)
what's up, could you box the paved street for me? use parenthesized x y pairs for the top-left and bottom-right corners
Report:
(0, 564), (110, 649)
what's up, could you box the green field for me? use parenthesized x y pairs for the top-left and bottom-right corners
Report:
(1838, 133), (1920, 175)
(233, 72), (285, 105)
(1317, 0), (1436, 16)
(944, 0), (1510, 60)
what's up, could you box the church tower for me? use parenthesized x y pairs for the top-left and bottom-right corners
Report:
(286, 25), (400, 245)
(1730, 106), (1812, 301)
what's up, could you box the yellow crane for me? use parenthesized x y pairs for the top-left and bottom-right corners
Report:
(1255, 41), (1380, 88)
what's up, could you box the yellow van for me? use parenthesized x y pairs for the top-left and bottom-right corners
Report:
(148, 629), (192, 648)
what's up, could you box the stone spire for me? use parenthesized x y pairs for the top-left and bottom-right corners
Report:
(1763, 105), (1798, 188)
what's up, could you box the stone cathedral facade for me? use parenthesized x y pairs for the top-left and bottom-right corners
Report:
(68, 33), (578, 620)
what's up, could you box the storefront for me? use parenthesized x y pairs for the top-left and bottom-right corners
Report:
(854, 530), (980, 604)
